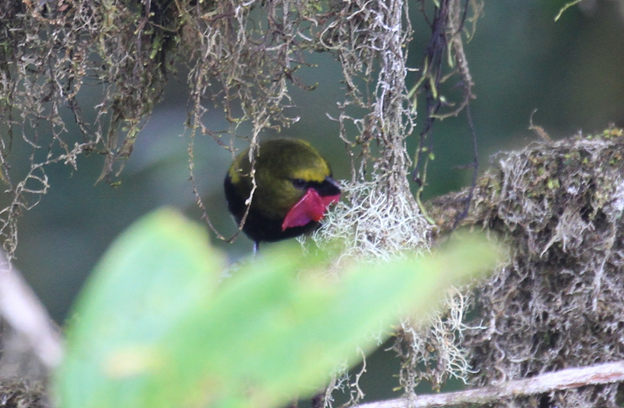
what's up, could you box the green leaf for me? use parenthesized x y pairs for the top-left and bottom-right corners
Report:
(54, 208), (224, 408)
(54, 208), (499, 408)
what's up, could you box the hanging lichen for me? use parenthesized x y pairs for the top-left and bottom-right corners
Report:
(428, 127), (624, 407)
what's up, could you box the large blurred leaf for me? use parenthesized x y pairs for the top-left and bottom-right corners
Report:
(54, 208), (499, 408)
(54, 208), (224, 407)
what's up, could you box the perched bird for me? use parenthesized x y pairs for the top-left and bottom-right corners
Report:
(224, 138), (341, 251)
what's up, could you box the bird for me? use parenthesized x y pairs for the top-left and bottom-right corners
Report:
(224, 138), (341, 252)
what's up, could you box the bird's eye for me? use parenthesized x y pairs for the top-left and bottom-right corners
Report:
(292, 179), (307, 189)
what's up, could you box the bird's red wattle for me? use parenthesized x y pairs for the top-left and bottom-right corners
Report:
(281, 188), (340, 231)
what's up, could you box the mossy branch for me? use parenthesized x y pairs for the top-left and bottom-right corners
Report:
(353, 361), (624, 408)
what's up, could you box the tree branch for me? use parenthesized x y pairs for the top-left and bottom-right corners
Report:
(355, 361), (624, 408)
(0, 249), (63, 370)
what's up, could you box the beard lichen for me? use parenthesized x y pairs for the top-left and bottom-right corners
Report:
(426, 127), (624, 407)
(2, 0), (410, 257)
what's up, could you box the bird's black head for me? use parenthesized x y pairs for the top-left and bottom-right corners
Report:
(224, 138), (340, 245)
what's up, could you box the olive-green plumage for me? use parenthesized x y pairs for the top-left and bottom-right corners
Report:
(224, 138), (341, 246)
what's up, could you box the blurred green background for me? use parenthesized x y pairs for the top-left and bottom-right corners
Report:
(5, 0), (624, 400)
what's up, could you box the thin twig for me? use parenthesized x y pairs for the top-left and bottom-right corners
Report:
(0, 249), (63, 370)
(354, 361), (624, 408)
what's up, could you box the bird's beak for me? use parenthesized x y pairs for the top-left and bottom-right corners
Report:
(281, 177), (341, 231)
(320, 176), (341, 198)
